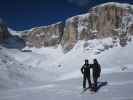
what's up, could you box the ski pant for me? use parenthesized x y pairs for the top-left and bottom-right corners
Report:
(93, 77), (98, 90)
(83, 75), (92, 88)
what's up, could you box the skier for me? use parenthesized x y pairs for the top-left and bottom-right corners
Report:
(81, 59), (92, 89)
(91, 59), (101, 92)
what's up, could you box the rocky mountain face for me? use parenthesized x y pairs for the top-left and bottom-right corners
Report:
(21, 22), (64, 48)
(19, 3), (133, 51)
(62, 3), (133, 50)
(0, 20), (25, 49)
(0, 19), (10, 42)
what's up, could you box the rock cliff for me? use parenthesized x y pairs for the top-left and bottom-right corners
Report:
(21, 22), (64, 48)
(0, 19), (10, 42)
(20, 2), (133, 51)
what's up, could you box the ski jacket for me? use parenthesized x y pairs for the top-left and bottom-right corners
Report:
(92, 63), (101, 78)
(81, 64), (91, 77)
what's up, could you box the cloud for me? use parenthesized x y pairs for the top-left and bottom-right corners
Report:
(67, 0), (90, 7)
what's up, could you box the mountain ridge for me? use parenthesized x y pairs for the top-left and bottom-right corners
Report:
(1, 2), (133, 52)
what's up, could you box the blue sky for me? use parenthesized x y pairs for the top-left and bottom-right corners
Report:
(0, 0), (133, 31)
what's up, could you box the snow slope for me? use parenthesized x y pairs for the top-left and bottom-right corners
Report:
(0, 46), (34, 89)
(2, 37), (133, 80)
(0, 36), (133, 100)
(0, 46), (58, 90)
(8, 28), (22, 37)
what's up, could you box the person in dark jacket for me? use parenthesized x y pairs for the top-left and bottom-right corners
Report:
(81, 59), (92, 89)
(92, 59), (101, 91)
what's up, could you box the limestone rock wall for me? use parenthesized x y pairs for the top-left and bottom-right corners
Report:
(20, 3), (133, 50)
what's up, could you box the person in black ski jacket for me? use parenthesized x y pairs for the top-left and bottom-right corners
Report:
(81, 59), (92, 89)
(92, 59), (101, 91)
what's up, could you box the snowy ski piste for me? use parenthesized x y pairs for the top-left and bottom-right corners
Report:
(0, 36), (133, 100)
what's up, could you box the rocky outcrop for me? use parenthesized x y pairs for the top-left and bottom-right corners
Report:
(0, 19), (10, 42)
(61, 16), (79, 51)
(61, 2), (133, 50)
(21, 2), (133, 50)
(22, 22), (64, 48)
